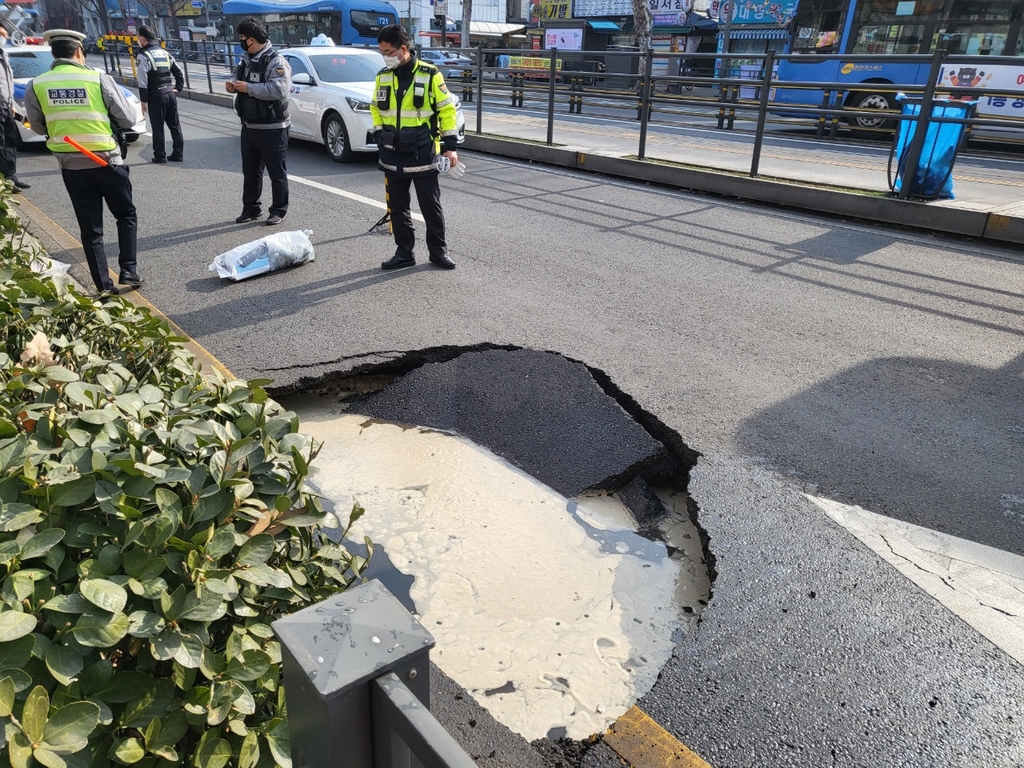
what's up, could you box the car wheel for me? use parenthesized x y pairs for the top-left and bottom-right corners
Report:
(323, 113), (352, 163)
(848, 90), (897, 138)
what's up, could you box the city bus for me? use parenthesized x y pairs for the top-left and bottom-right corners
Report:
(222, 0), (399, 47)
(770, 0), (1024, 135)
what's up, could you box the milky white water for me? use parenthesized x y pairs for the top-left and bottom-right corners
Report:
(288, 396), (710, 741)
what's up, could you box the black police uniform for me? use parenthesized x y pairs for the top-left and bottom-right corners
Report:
(138, 43), (184, 162)
(234, 46), (290, 219)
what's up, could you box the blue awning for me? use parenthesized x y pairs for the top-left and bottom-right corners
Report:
(725, 28), (790, 40)
(586, 20), (621, 33)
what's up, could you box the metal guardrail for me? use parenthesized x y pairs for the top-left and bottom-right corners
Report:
(273, 579), (478, 768)
(101, 42), (1024, 198)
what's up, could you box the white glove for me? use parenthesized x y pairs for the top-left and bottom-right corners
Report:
(435, 155), (467, 178)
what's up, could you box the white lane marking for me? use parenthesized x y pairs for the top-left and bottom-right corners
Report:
(808, 494), (1024, 665)
(288, 173), (425, 222)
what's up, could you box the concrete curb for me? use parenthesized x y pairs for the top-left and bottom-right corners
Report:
(463, 134), (1017, 246)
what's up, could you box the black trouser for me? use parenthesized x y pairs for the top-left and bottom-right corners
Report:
(385, 171), (446, 259)
(240, 126), (288, 217)
(148, 89), (183, 160)
(61, 165), (138, 293)
(0, 108), (19, 183)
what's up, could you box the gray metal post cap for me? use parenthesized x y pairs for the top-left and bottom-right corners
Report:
(272, 580), (435, 701)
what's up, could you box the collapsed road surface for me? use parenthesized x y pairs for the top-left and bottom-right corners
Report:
(16, 93), (1024, 767)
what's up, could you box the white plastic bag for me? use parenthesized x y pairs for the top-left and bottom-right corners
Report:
(209, 230), (315, 282)
(28, 255), (71, 278)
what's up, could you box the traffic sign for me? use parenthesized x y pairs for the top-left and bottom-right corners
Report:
(191, 1), (203, 7)
(434, 0), (448, 15)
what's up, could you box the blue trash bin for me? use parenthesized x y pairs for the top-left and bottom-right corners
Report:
(888, 94), (977, 200)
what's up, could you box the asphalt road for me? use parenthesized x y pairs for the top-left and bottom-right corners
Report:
(16, 96), (1024, 767)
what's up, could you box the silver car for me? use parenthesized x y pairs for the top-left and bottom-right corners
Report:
(280, 45), (466, 163)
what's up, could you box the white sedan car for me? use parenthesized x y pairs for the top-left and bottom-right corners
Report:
(279, 46), (466, 163)
(8, 45), (148, 147)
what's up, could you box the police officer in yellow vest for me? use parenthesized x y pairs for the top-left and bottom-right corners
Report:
(136, 26), (184, 163)
(24, 29), (142, 295)
(371, 25), (458, 270)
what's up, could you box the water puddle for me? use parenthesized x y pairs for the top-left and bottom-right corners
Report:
(287, 394), (710, 741)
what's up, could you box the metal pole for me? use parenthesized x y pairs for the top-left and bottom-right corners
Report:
(181, 48), (191, 90)
(475, 44), (483, 135)
(897, 47), (945, 200)
(638, 51), (653, 160)
(204, 40), (213, 93)
(749, 49), (774, 177)
(546, 47), (557, 146)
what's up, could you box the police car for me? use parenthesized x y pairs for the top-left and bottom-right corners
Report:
(7, 44), (148, 147)
(279, 44), (466, 163)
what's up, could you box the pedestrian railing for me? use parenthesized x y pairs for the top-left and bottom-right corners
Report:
(99, 41), (1024, 198)
(272, 579), (478, 768)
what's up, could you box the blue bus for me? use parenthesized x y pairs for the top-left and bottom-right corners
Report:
(771, 0), (1024, 134)
(222, 0), (399, 47)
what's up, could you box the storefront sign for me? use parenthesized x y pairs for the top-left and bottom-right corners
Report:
(572, 0), (632, 18)
(717, 0), (797, 25)
(650, 0), (690, 16)
(541, 0), (571, 20)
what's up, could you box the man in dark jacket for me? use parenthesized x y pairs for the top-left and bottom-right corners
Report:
(226, 17), (291, 226)
(135, 26), (184, 163)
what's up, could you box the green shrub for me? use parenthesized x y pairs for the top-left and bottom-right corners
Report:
(0, 244), (370, 767)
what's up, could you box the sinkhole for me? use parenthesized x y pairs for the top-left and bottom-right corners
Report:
(280, 347), (714, 742)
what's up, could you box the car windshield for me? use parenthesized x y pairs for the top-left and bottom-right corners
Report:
(8, 50), (54, 79)
(309, 53), (385, 83)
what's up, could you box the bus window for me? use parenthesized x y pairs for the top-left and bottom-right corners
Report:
(789, 0), (846, 54)
(853, 23), (925, 53)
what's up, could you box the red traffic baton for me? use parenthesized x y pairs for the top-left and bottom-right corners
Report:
(62, 136), (108, 167)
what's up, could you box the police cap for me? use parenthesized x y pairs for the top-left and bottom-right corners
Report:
(43, 29), (87, 46)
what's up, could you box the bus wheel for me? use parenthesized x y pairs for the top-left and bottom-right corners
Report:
(848, 91), (896, 138)
(323, 114), (352, 163)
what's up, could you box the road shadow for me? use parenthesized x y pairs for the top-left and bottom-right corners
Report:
(736, 352), (1024, 556)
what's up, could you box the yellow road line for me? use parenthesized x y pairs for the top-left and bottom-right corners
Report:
(603, 706), (713, 768)
(15, 196), (235, 380)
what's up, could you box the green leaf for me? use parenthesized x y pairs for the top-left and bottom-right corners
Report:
(76, 410), (118, 425)
(40, 700), (100, 754)
(0, 417), (17, 438)
(0, 674), (15, 716)
(172, 632), (204, 669)
(9, 731), (32, 768)
(0, 503), (43, 532)
(43, 594), (89, 614)
(236, 534), (275, 567)
(204, 528), (236, 561)
(113, 737), (146, 764)
(45, 645), (84, 686)
(72, 609), (129, 648)
(20, 528), (65, 560)
(194, 732), (232, 768)
(223, 650), (272, 682)
(120, 679), (173, 729)
(79, 579), (128, 614)
(42, 365), (79, 383)
(31, 748), (66, 768)
(234, 563), (291, 589)
(0, 610), (36, 641)
(126, 610), (165, 638)
(22, 684), (49, 743)
(0, 634), (35, 670)
(151, 629), (182, 661)
(89, 671), (151, 704)
(48, 477), (96, 508)
(264, 719), (292, 768)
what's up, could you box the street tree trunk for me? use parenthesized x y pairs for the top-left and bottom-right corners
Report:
(460, 0), (471, 49)
(631, 0), (652, 79)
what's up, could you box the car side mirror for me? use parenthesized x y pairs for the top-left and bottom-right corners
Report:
(291, 73), (313, 85)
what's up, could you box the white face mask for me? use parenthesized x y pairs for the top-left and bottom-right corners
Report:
(383, 54), (401, 70)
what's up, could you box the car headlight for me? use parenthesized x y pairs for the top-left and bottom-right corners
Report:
(345, 97), (371, 113)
